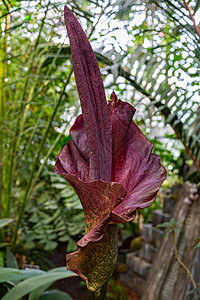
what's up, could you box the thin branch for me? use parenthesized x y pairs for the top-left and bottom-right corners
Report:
(183, 0), (200, 42)
(2, 0), (9, 11)
(88, 0), (111, 39)
(172, 230), (197, 289)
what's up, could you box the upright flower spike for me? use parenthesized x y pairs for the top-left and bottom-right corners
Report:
(55, 6), (167, 293)
(63, 5), (112, 182)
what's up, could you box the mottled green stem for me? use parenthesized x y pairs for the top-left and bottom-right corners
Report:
(91, 282), (107, 300)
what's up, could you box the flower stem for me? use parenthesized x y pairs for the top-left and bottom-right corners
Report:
(172, 230), (197, 288)
(90, 282), (107, 300)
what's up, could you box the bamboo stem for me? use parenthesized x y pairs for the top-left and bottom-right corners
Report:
(4, 1), (50, 218)
(172, 230), (197, 289)
(11, 70), (73, 249)
(0, 1), (11, 217)
(0, 9), (4, 215)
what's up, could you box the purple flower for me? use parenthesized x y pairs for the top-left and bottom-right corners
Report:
(54, 6), (166, 292)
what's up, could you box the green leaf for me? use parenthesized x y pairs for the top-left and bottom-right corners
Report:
(6, 248), (19, 269)
(29, 263), (68, 300)
(187, 283), (200, 298)
(0, 219), (13, 229)
(157, 218), (178, 229)
(48, 267), (68, 273)
(194, 237), (200, 249)
(0, 268), (22, 283)
(164, 229), (172, 238)
(67, 238), (77, 253)
(194, 0), (200, 13)
(58, 234), (70, 242)
(44, 241), (58, 251)
(157, 222), (171, 228)
(1, 270), (76, 300)
(28, 283), (53, 300)
(0, 243), (10, 249)
(38, 290), (73, 300)
(0, 268), (45, 283)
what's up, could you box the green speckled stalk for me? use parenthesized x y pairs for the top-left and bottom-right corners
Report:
(86, 224), (118, 291)
(91, 282), (107, 300)
(67, 224), (118, 292)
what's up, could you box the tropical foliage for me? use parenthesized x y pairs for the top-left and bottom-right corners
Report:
(0, 266), (74, 300)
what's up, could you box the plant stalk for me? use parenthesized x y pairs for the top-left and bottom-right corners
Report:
(90, 282), (108, 300)
(0, 9), (4, 215)
(4, 0), (48, 218)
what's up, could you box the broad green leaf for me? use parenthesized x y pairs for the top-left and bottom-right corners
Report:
(0, 243), (9, 249)
(6, 248), (19, 269)
(47, 267), (67, 273)
(28, 283), (53, 300)
(67, 238), (77, 253)
(0, 219), (13, 229)
(59, 234), (70, 242)
(28, 266), (69, 298)
(1, 270), (76, 300)
(38, 290), (73, 300)
(44, 241), (58, 251)
(0, 268), (45, 283)
(0, 268), (22, 282)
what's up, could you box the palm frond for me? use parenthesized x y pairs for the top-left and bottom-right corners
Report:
(98, 0), (200, 171)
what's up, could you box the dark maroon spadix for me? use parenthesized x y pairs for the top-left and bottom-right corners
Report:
(63, 5), (112, 182)
(54, 6), (167, 292)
